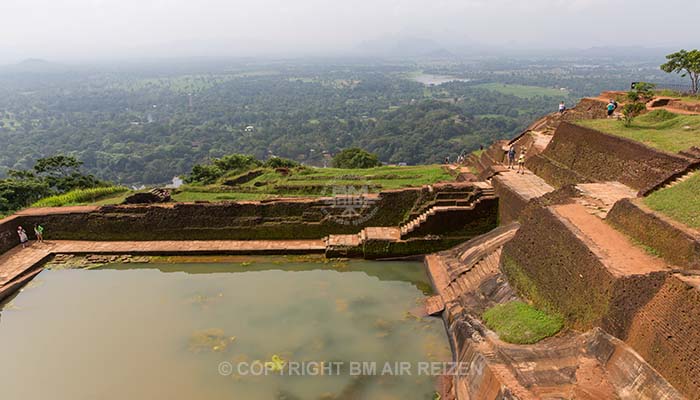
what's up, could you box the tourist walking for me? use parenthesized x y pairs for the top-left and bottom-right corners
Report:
(517, 150), (526, 174)
(17, 226), (29, 248)
(507, 145), (516, 169)
(34, 223), (44, 242)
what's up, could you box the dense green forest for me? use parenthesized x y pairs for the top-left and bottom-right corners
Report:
(0, 58), (679, 185)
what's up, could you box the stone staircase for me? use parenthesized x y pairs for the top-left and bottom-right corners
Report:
(323, 227), (401, 257)
(658, 168), (698, 190)
(400, 184), (496, 238)
(437, 223), (520, 307)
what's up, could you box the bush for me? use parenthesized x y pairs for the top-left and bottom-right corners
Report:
(185, 164), (224, 184)
(186, 154), (266, 184)
(482, 301), (563, 344)
(32, 186), (128, 207)
(332, 148), (382, 169)
(622, 102), (646, 127)
(630, 82), (656, 102)
(213, 154), (261, 172)
(264, 157), (300, 169)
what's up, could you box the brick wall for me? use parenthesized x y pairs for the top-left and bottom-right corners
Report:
(624, 275), (700, 398)
(531, 122), (694, 194)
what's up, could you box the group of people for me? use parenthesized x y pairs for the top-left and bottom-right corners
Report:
(16, 224), (44, 248)
(445, 150), (475, 165)
(507, 144), (527, 174)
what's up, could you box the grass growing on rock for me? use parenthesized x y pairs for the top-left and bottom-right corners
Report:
(644, 171), (700, 229)
(482, 301), (563, 344)
(171, 164), (452, 202)
(32, 186), (128, 207)
(576, 110), (700, 153)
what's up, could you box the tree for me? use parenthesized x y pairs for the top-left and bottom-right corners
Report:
(629, 82), (656, 102)
(661, 49), (700, 94)
(264, 157), (300, 169)
(32, 155), (103, 192)
(0, 178), (50, 213)
(622, 103), (646, 127)
(185, 164), (223, 184)
(332, 148), (381, 169)
(33, 155), (83, 178)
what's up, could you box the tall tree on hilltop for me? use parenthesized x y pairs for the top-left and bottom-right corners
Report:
(661, 49), (700, 94)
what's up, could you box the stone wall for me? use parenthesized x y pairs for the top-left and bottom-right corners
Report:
(0, 184), (500, 255)
(500, 202), (700, 399)
(608, 198), (700, 269)
(624, 274), (700, 398)
(11, 190), (419, 243)
(491, 177), (529, 224)
(501, 205), (623, 329)
(528, 122), (694, 194)
(0, 216), (22, 254)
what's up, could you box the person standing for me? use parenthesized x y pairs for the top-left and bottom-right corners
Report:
(34, 223), (44, 242)
(17, 226), (29, 248)
(507, 145), (516, 169)
(558, 102), (566, 113)
(517, 150), (526, 174)
(607, 100), (616, 118)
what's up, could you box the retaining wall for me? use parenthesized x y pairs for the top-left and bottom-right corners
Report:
(500, 203), (700, 399)
(0, 216), (22, 255)
(0, 184), (499, 255)
(608, 198), (700, 269)
(491, 177), (529, 224)
(528, 122), (694, 194)
(624, 274), (700, 398)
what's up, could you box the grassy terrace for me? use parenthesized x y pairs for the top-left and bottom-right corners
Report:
(576, 110), (700, 153)
(75, 165), (454, 206)
(645, 171), (700, 230)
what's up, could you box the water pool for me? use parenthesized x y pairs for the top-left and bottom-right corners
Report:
(0, 257), (450, 399)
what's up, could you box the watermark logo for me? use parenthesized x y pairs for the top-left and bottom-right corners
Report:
(218, 359), (470, 377)
(321, 180), (379, 226)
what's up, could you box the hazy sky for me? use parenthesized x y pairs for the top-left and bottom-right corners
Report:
(1, 0), (698, 62)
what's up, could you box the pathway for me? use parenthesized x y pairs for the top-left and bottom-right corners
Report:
(575, 181), (637, 219)
(552, 204), (671, 277)
(493, 169), (556, 201)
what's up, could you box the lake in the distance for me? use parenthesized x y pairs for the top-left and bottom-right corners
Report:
(411, 73), (471, 86)
(0, 258), (450, 399)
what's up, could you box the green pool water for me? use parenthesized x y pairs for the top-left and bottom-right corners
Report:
(0, 258), (450, 399)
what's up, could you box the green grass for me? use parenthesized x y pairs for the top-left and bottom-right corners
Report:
(482, 301), (564, 344)
(178, 165), (451, 201)
(644, 171), (700, 229)
(32, 186), (128, 207)
(473, 83), (568, 99)
(576, 110), (700, 153)
(81, 165), (453, 205)
(171, 191), (275, 202)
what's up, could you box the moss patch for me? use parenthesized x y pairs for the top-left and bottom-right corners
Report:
(482, 301), (563, 344)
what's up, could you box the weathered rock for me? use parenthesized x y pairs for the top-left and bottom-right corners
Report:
(123, 188), (171, 204)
